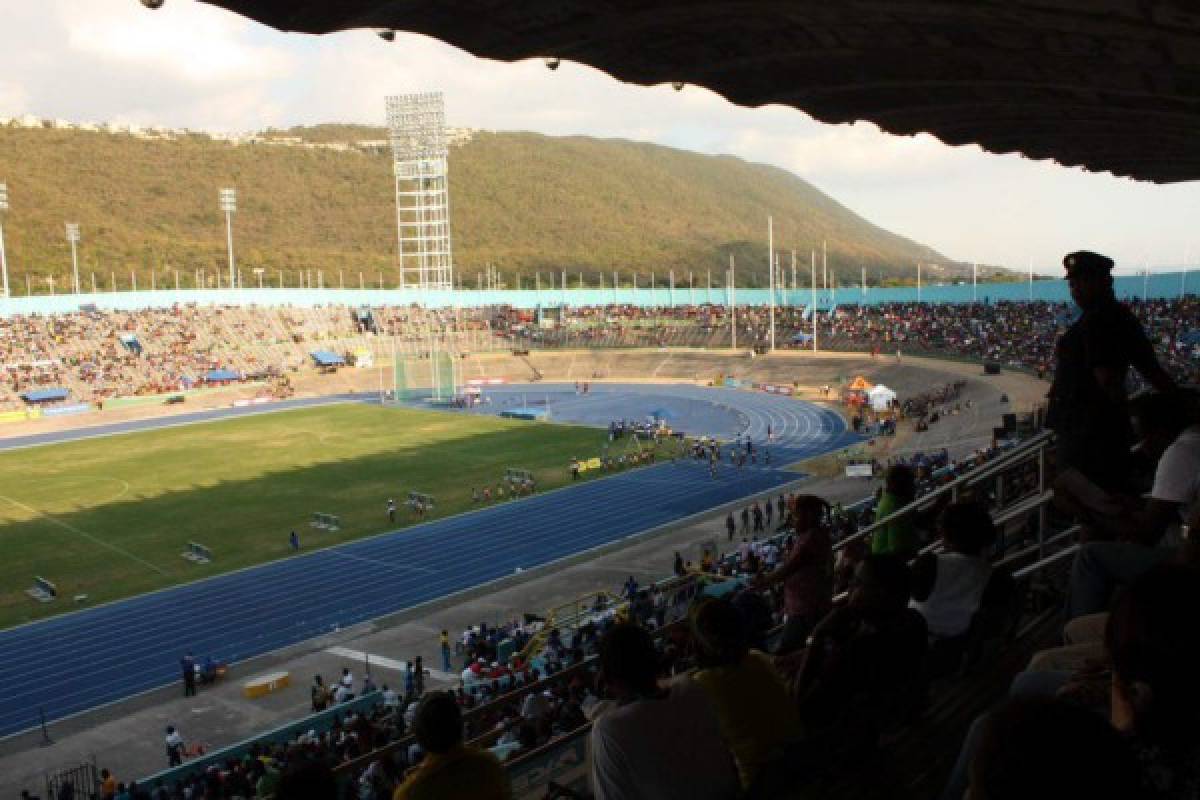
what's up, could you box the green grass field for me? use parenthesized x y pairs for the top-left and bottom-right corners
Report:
(0, 403), (647, 630)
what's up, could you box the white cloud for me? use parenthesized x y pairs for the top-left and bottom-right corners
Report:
(63, 0), (293, 84)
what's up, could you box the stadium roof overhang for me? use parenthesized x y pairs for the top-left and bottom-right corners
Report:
(198, 1), (1200, 184)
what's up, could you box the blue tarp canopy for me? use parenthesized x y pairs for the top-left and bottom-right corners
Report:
(648, 408), (675, 420)
(791, 332), (814, 343)
(21, 388), (69, 403)
(205, 369), (240, 382)
(310, 350), (346, 367)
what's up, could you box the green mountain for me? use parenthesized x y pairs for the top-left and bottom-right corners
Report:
(0, 124), (1000, 293)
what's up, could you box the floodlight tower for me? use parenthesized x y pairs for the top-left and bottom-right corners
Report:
(219, 188), (237, 288)
(0, 182), (8, 298)
(386, 92), (454, 291)
(65, 223), (81, 295)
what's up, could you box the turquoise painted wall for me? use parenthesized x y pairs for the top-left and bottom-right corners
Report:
(0, 272), (1193, 317)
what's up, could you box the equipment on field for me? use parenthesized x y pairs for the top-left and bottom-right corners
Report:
(310, 513), (341, 532)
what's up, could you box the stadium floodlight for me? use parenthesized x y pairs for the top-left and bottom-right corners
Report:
(0, 182), (8, 298)
(219, 188), (237, 288)
(386, 93), (454, 292)
(65, 223), (81, 295)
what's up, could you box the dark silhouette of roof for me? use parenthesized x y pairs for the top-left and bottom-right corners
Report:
(197, 1), (1200, 183)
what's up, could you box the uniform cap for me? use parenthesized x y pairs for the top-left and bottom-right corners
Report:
(1063, 251), (1114, 277)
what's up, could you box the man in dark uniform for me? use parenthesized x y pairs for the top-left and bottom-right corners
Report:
(180, 652), (196, 697)
(1047, 251), (1175, 498)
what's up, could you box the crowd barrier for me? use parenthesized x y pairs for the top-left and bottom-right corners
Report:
(40, 403), (92, 418)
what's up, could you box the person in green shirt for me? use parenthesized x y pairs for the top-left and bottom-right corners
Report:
(871, 465), (918, 559)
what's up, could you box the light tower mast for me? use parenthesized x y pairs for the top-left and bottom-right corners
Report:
(386, 92), (454, 291)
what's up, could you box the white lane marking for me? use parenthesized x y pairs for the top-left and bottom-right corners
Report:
(327, 548), (438, 574)
(0, 494), (168, 575)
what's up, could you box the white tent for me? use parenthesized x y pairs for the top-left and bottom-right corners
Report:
(867, 384), (897, 411)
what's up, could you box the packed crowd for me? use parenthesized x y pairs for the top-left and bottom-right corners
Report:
(4, 294), (1198, 410)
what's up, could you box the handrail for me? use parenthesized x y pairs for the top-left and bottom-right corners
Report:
(834, 430), (1055, 552)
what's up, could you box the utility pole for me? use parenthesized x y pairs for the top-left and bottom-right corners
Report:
(729, 253), (737, 350)
(811, 250), (818, 353)
(0, 183), (10, 299)
(219, 188), (237, 288)
(768, 216), (775, 351)
(65, 223), (81, 295)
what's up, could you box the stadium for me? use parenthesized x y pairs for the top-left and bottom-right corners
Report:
(1, 3), (1199, 800)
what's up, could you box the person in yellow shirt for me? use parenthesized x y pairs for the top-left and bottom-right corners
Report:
(393, 691), (512, 800)
(689, 596), (802, 790)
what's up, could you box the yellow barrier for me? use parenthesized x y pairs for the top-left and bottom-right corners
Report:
(0, 409), (38, 424)
(585, 457), (602, 471)
(242, 670), (290, 699)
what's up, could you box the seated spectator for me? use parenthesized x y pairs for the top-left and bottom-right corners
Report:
(689, 597), (801, 790)
(870, 465), (918, 558)
(911, 501), (1013, 673)
(1065, 391), (1200, 620)
(392, 691), (512, 800)
(752, 495), (832, 655)
(944, 563), (1200, 800)
(590, 623), (739, 800)
(967, 695), (1140, 800)
(792, 555), (928, 755)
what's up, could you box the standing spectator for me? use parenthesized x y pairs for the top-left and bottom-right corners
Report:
(871, 465), (918, 559)
(753, 495), (833, 655)
(99, 769), (116, 800)
(415, 656), (425, 695)
(752, 502), (764, 533)
(590, 624), (739, 800)
(1047, 251), (1175, 498)
(340, 667), (354, 695)
(289, 530), (300, 551)
(725, 511), (736, 542)
(387, 498), (397, 523)
(673, 551), (685, 577)
(440, 629), (452, 672)
(740, 505), (750, 535)
(164, 726), (184, 767)
(179, 653), (195, 698)
(311, 675), (328, 712)
(392, 691), (512, 799)
(405, 662), (416, 699)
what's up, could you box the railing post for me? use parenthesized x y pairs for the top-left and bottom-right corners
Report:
(1037, 444), (1047, 559)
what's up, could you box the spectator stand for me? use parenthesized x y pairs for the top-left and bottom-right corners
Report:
(180, 542), (213, 564)
(25, 576), (57, 603)
(139, 691), (385, 790)
(310, 512), (341, 532)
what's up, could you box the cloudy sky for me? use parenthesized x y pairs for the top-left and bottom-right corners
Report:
(2, 0), (1199, 275)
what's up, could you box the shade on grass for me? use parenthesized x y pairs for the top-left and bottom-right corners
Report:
(0, 403), (624, 629)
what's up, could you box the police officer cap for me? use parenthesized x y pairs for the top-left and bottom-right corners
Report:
(1063, 251), (1114, 277)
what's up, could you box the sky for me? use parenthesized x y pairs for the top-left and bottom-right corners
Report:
(2, 0), (1199, 276)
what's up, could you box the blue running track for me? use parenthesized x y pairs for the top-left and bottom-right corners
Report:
(0, 385), (856, 738)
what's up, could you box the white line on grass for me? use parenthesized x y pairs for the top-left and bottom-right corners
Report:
(0, 494), (168, 576)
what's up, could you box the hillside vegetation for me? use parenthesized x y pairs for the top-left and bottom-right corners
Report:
(0, 125), (996, 293)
